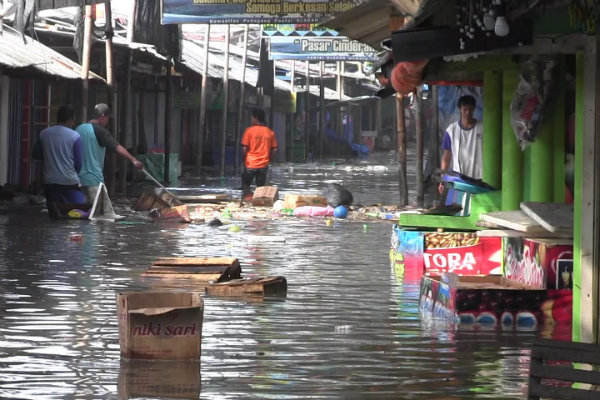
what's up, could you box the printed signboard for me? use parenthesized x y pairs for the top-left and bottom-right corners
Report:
(161, 0), (367, 24)
(269, 36), (378, 61)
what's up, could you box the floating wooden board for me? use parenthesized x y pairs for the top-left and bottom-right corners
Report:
(177, 194), (229, 203)
(133, 192), (171, 212)
(520, 202), (574, 233)
(476, 229), (573, 239)
(205, 276), (287, 297)
(478, 210), (548, 233)
(143, 257), (241, 282)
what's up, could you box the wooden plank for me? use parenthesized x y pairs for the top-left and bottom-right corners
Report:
(153, 257), (239, 267)
(477, 229), (573, 238)
(205, 276), (287, 297)
(145, 266), (231, 274)
(528, 381), (600, 400)
(530, 363), (600, 386)
(176, 194), (229, 203)
(520, 202), (574, 233)
(479, 210), (546, 232)
(141, 272), (224, 281)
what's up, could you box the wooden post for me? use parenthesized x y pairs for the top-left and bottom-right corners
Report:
(105, 0), (118, 194)
(235, 24), (248, 175)
(501, 69), (522, 210)
(415, 86), (424, 207)
(305, 60), (310, 160)
(195, 24), (210, 174)
(164, 56), (172, 184)
(220, 25), (230, 178)
(574, 37), (600, 344)
(80, 5), (93, 122)
(396, 93), (408, 206)
(120, 0), (136, 193)
(336, 61), (343, 100)
(430, 85), (439, 174)
(483, 70), (502, 188)
(319, 60), (325, 161)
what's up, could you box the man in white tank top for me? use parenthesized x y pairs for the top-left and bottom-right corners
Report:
(438, 95), (483, 193)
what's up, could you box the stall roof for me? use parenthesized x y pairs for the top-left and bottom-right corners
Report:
(0, 25), (103, 80)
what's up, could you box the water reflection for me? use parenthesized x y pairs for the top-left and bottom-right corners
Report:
(0, 154), (533, 399)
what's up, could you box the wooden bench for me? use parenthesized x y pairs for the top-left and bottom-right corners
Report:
(528, 338), (600, 399)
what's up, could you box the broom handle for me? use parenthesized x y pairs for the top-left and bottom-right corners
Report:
(142, 168), (178, 199)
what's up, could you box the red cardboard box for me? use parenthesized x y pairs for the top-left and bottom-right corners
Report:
(504, 238), (573, 289)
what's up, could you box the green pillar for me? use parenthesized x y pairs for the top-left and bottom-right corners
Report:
(501, 69), (523, 210)
(527, 68), (555, 202)
(573, 53), (584, 342)
(483, 70), (502, 188)
(553, 58), (566, 203)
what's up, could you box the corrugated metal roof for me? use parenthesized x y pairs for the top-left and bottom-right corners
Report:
(0, 25), (103, 80)
(181, 39), (350, 101)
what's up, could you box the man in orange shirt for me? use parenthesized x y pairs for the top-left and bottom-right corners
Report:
(241, 108), (278, 194)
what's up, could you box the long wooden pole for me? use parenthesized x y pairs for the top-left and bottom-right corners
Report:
(319, 60), (325, 161)
(105, 0), (118, 194)
(235, 24), (248, 175)
(305, 60), (310, 161)
(80, 5), (93, 122)
(164, 56), (172, 184)
(195, 24), (210, 174)
(120, 0), (135, 193)
(396, 93), (408, 206)
(220, 25), (230, 178)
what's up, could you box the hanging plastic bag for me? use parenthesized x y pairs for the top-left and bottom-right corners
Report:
(510, 58), (556, 150)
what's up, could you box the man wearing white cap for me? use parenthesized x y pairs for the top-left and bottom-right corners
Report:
(76, 103), (143, 219)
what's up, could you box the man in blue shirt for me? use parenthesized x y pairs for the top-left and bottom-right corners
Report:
(33, 105), (84, 218)
(77, 103), (142, 219)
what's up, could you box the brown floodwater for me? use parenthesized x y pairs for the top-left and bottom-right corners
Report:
(0, 154), (536, 399)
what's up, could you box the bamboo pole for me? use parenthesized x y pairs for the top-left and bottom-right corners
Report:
(235, 24), (248, 175)
(319, 60), (325, 161)
(80, 5), (93, 122)
(163, 57), (172, 184)
(120, 0), (136, 192)
(396, 93), (408, 206)
(415, 87), (424, 207)
(220, 25), (230, 178)
(105, 0), (118, 194)
(195, 24), (210, 174)
(305, 60), (310, 161)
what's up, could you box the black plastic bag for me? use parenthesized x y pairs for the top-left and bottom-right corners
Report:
(326, 183), (353, 207)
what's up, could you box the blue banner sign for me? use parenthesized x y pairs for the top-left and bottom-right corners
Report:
(269, 36), (378, 61)
(161, 0), (367, 24)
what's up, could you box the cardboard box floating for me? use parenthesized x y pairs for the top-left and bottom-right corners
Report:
(206, 276), (287, 297)
(117, 291), (204, 360)
(252, 186), (279, 207)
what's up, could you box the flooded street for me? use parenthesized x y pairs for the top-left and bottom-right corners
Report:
(0, 153), (534, 399)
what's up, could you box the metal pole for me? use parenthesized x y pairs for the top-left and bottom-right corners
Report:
(164, 56), (172, 184)
(195, 24), (210, 174)
(396, 93), (408, 206)
(220, 24), (230, 178)
(235, 24), (248, 175)
(319, 60), (325, 161)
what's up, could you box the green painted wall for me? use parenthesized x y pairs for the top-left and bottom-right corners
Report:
(483, 71), (502, 188)
(553, 58), (567, 203)
(501, 69), (523, 210)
